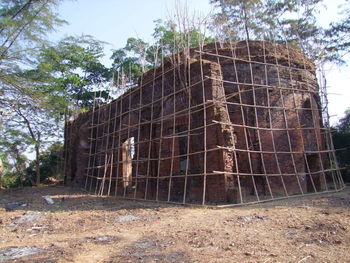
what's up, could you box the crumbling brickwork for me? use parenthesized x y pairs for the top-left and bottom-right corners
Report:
(64, 41), (344, 205)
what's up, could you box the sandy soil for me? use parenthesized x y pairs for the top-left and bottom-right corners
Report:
(0, 185), (349, 263)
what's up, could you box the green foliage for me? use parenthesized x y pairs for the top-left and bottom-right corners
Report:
(0, 127), (31, 164)
(324, 0), (350, 64)
(336, 108), (350, 133)
(152, 19), (213, 53)
(0, 0), (66, 106)
(0, 35), (110, 184)
(25, 142), (64, 185)
(0, 1), (71, 187)
(0, 0), (65, 48)
(210, 0), (265, 40)
(0, 152), (19, 189)
(111, 19), (213, 83)
(2, 173), (20, 188)
(28, 35), (111, 109)
(332, 108), (350, 182)
(210, 0), (324, 59)
(0, 129), (64, 188)
(0, 127), (29, 188)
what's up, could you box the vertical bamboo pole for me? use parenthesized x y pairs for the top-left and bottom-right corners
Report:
(94, 89), (106, 195)
(144, 49), (159, 200)
(114, 84), (124, 197)
(198, 43), (208, 205)
(133, 74), (144, 199)
(99, 87), (114, 195)
(262, 41), (288, 197)
(167, 39), (178, 203)
(107, 72), (120, 196)
(182, 32), (191, 204)
(88, 92), (100, 193)
(123, 69), (133, 198)
(318, 66), (343, 189)
(156, 45), (165, 202)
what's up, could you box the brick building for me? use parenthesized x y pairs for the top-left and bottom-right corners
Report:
(64, 41), (344, 206)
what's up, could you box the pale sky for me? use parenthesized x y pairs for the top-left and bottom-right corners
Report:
(52, 0), (350, 125)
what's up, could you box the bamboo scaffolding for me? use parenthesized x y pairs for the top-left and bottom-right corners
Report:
(83, 167), (341, 181)
(156, 46), (165, 202)
(180, 32), (192, 204)
(167, 34), (178, 203)
(272, 40), (305, 195)
(122, 67), (133, 198)
(261, 41), (289, 197)
(86, 79), (322, 132)
(144, 48), (159, 200)
(285, 44), (320, 193)
(133, 72), (145, 200)
(99, 87), (114, 196)
(67, 39), (345, 207)
(198, 41), (208, 205)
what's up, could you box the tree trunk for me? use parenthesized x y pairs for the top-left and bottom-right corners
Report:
(242, 3), (250, 41)
(35, 141), (41, 186)
(0, 158), (3, 189)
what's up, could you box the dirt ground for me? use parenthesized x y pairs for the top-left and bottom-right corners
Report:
(0, 186), (349, 263)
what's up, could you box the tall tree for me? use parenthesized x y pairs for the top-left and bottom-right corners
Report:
(0, 35), (111, 185)
(29, 35), (111, 109)
(0, 0), (66, 105)
(210, 0), (324, 59)
(210, 0), (264, 40)
(324, 0), (350, 63)
(1, 89), (61, 185)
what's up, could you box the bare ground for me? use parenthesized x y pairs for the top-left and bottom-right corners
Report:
(0, 186), (349, 263)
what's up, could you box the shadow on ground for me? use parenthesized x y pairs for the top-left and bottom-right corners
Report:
(0, 185), (349, 213)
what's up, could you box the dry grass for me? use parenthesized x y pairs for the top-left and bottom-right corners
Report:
(0, 185), (349, 263)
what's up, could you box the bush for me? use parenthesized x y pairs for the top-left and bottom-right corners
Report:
(333, 131), (350, 182)
(1, 173), (21, 188)
(25, 142), (64, 185)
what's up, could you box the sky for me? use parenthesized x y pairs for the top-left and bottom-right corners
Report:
(51, 0), (349, 125)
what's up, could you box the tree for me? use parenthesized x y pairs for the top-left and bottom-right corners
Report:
(210, 0), (264, 40)
(29, 35), (111, 109)
(152, 19), (213, 53)
(0, 155), (3, 188)
(0, 0), (66, 106)
(332, 108), (350, 182)
(1, 91), (61, 186)
(25, 142), (64, 185)
(336, 108), (350, 133)
(0, 33), (112, 186)
(110, 19), (213, 83)
(0, 2), (116, 187)
(210, 0), (324, 59)
(111, 38), (150, 84)
(0, 1), (69, 186)
(324, 0), (350, 64)
(0, 127), (30, 187)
